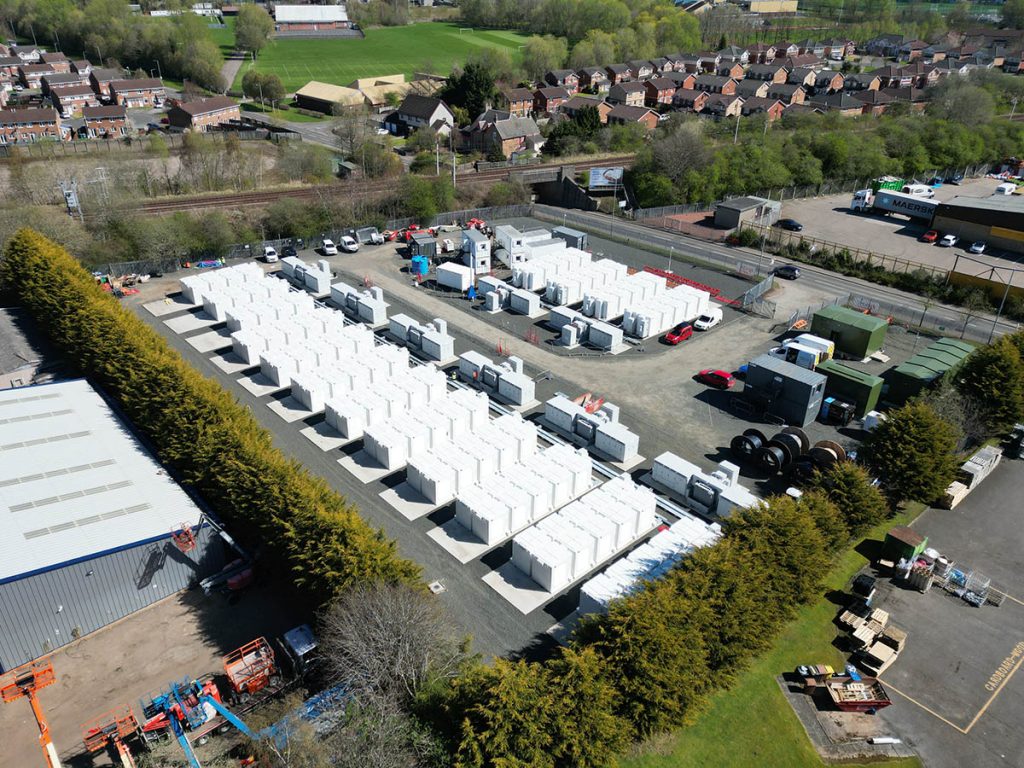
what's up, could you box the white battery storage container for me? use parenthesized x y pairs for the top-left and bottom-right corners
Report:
(594, 421), (640, 462)
(509, 288), (541, 316)
(437, 263), (473, 292)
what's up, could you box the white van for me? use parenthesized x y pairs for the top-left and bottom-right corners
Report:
(902, 184), (935, 198)
(262, 246), (278, 263)
(321, 239), (338, 256)
(995, 182), (1017, 195)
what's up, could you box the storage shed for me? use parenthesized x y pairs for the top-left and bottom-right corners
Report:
(713, 196), (781, 229)
(815, 359), (884, 418)
(884, 338), (974, 405)
(0, 380), (226, 670)
(810, 305), (888, 359)
(883, 526), (927, 563)
(742, 354), (827, 427)
(409, 232), (437, 259)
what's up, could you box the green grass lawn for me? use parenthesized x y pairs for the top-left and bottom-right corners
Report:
(209, 16), (236, 57)
(233, 22), (528, 93)
(240, 102), (327, 123)
(623, 505), (928, 768)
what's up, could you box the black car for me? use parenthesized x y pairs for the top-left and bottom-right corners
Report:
(282, 244), (297, 257)
(944, 174), (963, 185)
(774, 264), (801, 280)
(777, 218), (803, 231)
(927, 176), (944, 186)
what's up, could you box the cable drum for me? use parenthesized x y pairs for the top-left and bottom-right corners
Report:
(730, 428), (767, 460)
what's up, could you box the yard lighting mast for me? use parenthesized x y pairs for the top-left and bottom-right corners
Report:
(1, 660), (63, 768)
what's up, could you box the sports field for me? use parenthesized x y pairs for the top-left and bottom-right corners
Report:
(233, 22), (527, 93)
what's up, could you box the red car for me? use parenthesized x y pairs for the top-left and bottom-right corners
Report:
(664, 323), (694, 345)
(920, 230), (939, 243)
(696, 369), (735, 389)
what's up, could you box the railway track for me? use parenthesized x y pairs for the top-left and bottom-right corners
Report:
(135, 155), (636, 215)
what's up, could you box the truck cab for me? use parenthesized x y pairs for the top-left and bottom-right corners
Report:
(850, 189), (873, 211)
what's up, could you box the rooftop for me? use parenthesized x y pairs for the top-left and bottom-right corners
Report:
(274, 4), (348, 22)
(173, 95), (238, 116)
(937, 194), (1024, 214)
(718, 195), (772, 212)
(0, 379), (205, 583)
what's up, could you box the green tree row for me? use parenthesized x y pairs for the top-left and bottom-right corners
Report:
(0, 230), (421, 605)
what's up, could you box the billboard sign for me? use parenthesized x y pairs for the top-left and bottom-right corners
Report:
(588, 166), (624, 191)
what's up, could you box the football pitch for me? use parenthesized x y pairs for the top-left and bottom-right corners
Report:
(233, 23), (528, 93)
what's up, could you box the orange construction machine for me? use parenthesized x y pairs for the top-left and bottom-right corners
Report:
(82, 705), (140, 768)
(1, 660), (62, 768)
(223, 637), (280, 702)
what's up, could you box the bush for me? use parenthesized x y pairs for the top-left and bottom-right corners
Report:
(0, 230), (421, 605)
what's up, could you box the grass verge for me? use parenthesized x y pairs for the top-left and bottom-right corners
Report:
(623, 503), (928, 768)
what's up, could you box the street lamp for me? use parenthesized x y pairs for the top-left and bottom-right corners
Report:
(153, 60), (162, 80)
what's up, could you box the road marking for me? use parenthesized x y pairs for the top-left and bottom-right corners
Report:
(966, 641), (1024, 733)
(878, 678), (968, 733)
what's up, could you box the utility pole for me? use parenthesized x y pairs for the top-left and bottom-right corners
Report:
(435, 137), (440, 176)
(733, 109), (741, 144)
(1011, 97), (1019, 120)
(154, 59), (162, 80)
(989, 274), (1015, 343)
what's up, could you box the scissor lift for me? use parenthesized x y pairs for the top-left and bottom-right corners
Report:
(81, 705), (140, 768)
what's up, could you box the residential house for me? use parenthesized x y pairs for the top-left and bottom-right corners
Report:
(0, 56), (22, 88)
(649, 57), (673, 73)
(717, 62), (745, 80)
(502, 88), (534, 117)
(664, 71), (697, 90)
(932, 58), (972, 77)
(702, 93), (743, 118)
(899, 39), (929, 60)
(89, 68), (120, 99)
(167, 95), (241, 132)
(746, 43), (777, 64)
(922, 43), (949, 63)
(485, 116), (543, 158)
(39, 52), (69, 73)
(852, 89), (893, 116)
(780, 54), (823, 70)
(545, 69), (579, 94)
(109, 78), (164, 108)
(643, 77), (677, 108)
(774, 42), (799, 59)
(863, 34), (906, 58)
(784, 103), (824, 117)
(559, 96), (612, 123)
(765, 83), (805, 105)
(843, 73), (881, 92)
(460, 108), (511, 152)
(604, 63), (632, 85)
(607, 81), (646, 107)
(740, 97), (785, 121)
(532, 86), (570, 114)
(796, 39), (825, 58)
(698, 53), (722, 72)
(813, 70), (844, 93)
(384, 93), (455, 135)
(717, 45), (749, 65)
(605, 104), (659, 131)
(880, 86), (929, 111)
(576, 67), (609, 93)
(19, 64), (55, 89)
(746, 63), (788, 83)
(871, 66), (912, 89)
(51, 84), (100, 116)
(0, 107), (65, 143)
(665, 53), (689, 70)
(1003, 52), (1024, 75)
(787, 68), (817, 88)
(627, 60), (654, 80)
(70, 59), (92, 76)
(675, 53), (702, 73)
(694, 74), (737, 95)
(823, 38), (854, 61)
(673, 88), (709, 112)
(41, 72), (86, 94)
(82, 104), (129, 138)
(10, 45), (41, 63)
(904, 62), (940, 88)
(809, 91), (865, 116)
(0, 89), (7, 109)
(735, 79), (770, 99)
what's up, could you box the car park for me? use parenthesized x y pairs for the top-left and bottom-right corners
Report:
(969, 241), (987, 254)
(939, 234), (958, 247)
(262, 246), (278, 263)
(663, 323), (694, 345)
(777, 218), (803, 231)
(920, 230), (939, 243)
(774, 265), (801, 280)
(339, 235), (359, 253)
(695, 369), (735, 389)
(321, 239), (338, 256)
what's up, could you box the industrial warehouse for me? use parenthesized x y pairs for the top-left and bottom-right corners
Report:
(0, 379), (225, 672)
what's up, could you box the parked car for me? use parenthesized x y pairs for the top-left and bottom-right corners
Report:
(927, 176), (943, 187)
(969, 241), (987, 254)
(939, 234), (958, 247)
(321, 239), (338, 255)
(695, 369), (735, 389)
(693, 308), (723, 331)
(944, 174), (964, 185)
(774, 264), (801, 280)
(663, 323), (694, 345)
(262, 246), (278, 263)
(920, 230), (939, 243)
(282, 244), (297, 258)
(339, 235), (359, 253)
(777, 218), (803, 232)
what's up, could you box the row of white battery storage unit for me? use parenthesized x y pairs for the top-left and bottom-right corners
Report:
(280, 255), (333, 295)
(495, 225), (571, 267)
(511, 475), (659, 593)
(544, 395), (640, 463)
(580, 271), (666, 322)
(511, 242), (591, 292)
(622, 284), (712, 339)
(387, 313), (455, 363)
(543, 258), (628, 307)
(330, 281), (389, 326)
(578, 514), (722, 614)
(457, 350), (535, 406)
(453, 443), (594, 547)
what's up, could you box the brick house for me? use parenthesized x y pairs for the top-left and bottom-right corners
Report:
(607, 81), (646, 107)
(544, 69), (579, 94)
(717, 62), (745, 80)
(39, 52), (69, 73)
(559, 95), (612, 123)
(787, 68), (817, 88)
(11, 45), (42, 63)
(0, 56), (22, 85)
(19, 64), (55, 89)
(42, 72), (86, 94)
(51, 84), (100, 116)
(746, 43), (777, 64)
(843, 73), (881, 92)
(649, 56), (673, 73)
(672, 88), (709, 112)
(718, 45), (750, 65)
(109, 78), (164, 108)
(871, 66), (912, 89)
(604, 63), (632, 84)
(693, 74), (737, 95)
(384, 94), (455, 135)
(703, 94), (743, 118)
(899, 39), (929, 60)
(823, 39), (854, 60)
(774, 42), (799, 59)
(675, 53), (703, 73)
(809, 92), (867, 116)
(879, 86), (929, 111)
(782, 54), (823, 70)
(698, 53), (722, 72)
(82, 104), (129, 138)
(852, 89), (893, 116)
(626, 60), (654, 80)
(736, 79), (770, 99)
(0, 107), (65, 144)
(605, 104), (659, 131)
(664, 71), (697, 90)
(766, 83), (805, 105)
(502, 88), (534, 117)
(71, 59), (92, 76)
(576, 67), (609, 93)
(89, 67), (120, 98)
(643, 77), (677, 107)
(746, 64), (788, 83)
(740, 97), (785, 121)
(484, 116), (542, 158)
(532, 86), (570, 114)
(796, 39), (825, 58)
(167, 95), (241, 132)
(1002, 52), (1024, 75)
(814, 70), (844, 93)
